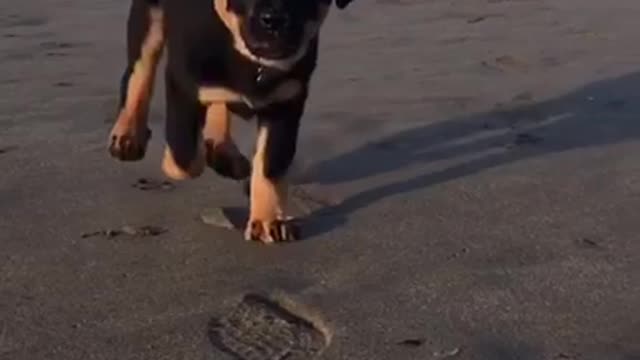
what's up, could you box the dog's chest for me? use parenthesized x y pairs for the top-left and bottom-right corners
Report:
(193, 37), (314, 116)
(227, 60), (289, 98)
(188, 30), (296, 98)
(220, 64), (298, 119)
(196, 51), (303, 114)
(166, 3), (316, 114)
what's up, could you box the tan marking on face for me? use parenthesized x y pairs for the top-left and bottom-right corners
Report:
(120, 7), (165, 124)
(161, 145), (206, 180)
(213, 0), (330, 70)
(198, 79), (303, 108)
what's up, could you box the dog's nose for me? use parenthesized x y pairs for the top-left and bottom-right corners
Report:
(259, 10), (288, 33)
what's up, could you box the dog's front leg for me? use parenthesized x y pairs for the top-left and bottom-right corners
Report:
(109, 0), (164, 161)
(245, 97), (306, 243)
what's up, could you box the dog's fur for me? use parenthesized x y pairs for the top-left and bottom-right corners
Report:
(108, 0), (357, 243)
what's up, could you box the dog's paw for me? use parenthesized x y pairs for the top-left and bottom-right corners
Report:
(161, 146), (205, 181)
(108, 113), (151, 161)
(244, 217), (299, 243)
(205, 140), (251, 180)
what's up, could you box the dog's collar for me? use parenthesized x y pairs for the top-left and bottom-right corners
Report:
(255, 65), (284, 88)
(256, 66), (266, 84)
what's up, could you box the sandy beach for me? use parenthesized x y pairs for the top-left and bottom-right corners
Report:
(1, 0), (639, 359)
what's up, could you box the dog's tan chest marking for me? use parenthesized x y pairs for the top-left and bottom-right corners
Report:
(198, 79), (303, 109)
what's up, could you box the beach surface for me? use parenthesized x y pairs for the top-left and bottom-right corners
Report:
(1, 0), (639, 359)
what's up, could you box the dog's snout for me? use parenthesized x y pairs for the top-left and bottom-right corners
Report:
(258, 10), (289, 33)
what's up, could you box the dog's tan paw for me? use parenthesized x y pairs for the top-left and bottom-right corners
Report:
(108, 112), (151, 161)
(244, 217), (299, 244)
(161, 146), (205, 181)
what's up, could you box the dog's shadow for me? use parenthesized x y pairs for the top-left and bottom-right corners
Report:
(302, 71), (640, 237)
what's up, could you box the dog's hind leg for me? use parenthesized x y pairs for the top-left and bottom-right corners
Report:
(161, 71), (207, 180)
(202, 103), (251, 180)
(109, 0), (164, 161)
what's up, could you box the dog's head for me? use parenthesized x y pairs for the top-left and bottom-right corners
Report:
(215, 0), (356, 67)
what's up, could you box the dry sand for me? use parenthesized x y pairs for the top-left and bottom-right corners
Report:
(1, 0), (639, 359)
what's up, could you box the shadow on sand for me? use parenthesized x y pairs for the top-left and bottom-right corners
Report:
(303, 71), (640, 237)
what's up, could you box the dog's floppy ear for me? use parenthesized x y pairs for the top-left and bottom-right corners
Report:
(335, 0), (355, 9)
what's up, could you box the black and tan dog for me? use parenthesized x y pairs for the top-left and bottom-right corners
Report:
(108, 0), (357, 243)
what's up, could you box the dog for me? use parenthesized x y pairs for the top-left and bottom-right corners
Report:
(108, 0), (358, 243)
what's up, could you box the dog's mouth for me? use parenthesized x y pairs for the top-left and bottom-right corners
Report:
(244, 38), (298, 60)
(241, 12), (304, 60)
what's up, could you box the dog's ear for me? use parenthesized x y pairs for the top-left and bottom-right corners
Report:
(335, 0), (355, 9)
